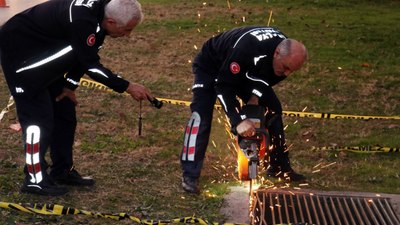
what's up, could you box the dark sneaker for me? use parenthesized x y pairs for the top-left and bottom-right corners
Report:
(267, 166), (306, 182)
(182, 176), (200, 194)
(21, 178), (68, 196)
(284, 170), (307, 182)
(51, 167), (95, 186)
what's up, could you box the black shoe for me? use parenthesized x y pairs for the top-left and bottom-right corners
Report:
(283, 170), (307, 182)
(21, 178), (68, 196)
(51, 167), (95, 186)
(267, 166), (306, 182)
(182, 176), (200, 194)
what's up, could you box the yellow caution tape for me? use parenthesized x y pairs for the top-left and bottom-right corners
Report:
(283, 111), (400, 120)
(312, 145), (400, 153)
(1, 78), (399, 122)
(80, 78), (400, 120)
(0, 201), (247, 225)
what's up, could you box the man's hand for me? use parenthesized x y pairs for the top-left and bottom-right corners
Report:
(247, 95), (259, 105)
(236, 119), (256, 137)
(56, 88), (78, 105)
(125, 82), (152, 101)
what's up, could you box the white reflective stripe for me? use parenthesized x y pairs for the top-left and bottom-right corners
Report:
(16, 46), (73, 73)
(26, 125), (40, 144)
(254, 55), (267, 65)
(182, 126), (189, 160)
(25, 153), (40, 165)
(66, 78), (80, 86)
(252, 89), (262, 97)
(29, 171), (43, 184)
(192, 83), (204, 90)
(69, 0), (76, 23)
(96, 23), (100, 32)
(217, 95), (228, 112)
(88, 68), (109, 78)
(182, 112), (201, 161)
(233, 28), (260, 48)
(35, 172), (43, 183)
(27, 184), (42, 189)
(187, 112), (200, 161)
(245, 72), (270, 87)
(29, 174), (37, 184)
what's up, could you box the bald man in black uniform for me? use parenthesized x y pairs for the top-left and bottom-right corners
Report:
(180, 26), (308, 194)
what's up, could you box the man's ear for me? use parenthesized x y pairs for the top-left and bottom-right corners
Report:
(273, 47), (280, 58)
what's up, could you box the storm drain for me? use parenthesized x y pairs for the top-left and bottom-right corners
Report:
(250, 189), (400, 225)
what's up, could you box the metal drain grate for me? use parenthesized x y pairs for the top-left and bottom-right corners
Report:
(250, 189), (400, 225)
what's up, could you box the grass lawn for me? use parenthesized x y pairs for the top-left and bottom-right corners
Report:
(0, 0), (399, 224)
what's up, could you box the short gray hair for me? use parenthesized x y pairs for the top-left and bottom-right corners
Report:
(105, 0), (144, 27)
(277, 38), (308, 59)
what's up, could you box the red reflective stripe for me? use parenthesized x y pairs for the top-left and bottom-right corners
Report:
(33, 143), (39, 154)
(191, 126), (199, 135)
(188, 147), (195, 154)
(27, 164), (34, 173)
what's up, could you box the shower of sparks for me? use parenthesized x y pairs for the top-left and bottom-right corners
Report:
(242, 16), (246, 22)
(207, 192), (217, 198)
(197, 28), (201, 33)
(312, 169), (321, 173)
(313, 163), (322, 169)
(321, 162), (337, 169)
(286, 143), (294, 151)
(226, 0), (231, 9)
(267, 10), (273, 26)
(202, 2), (207, 6)
(302, 106), (308, 112)
(193, 45), (198, 50)
(212, 140), (217, 148)
(188, 60), (192, 63)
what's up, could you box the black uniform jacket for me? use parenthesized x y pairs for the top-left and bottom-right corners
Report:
(0, 0), (129, 96)
(194, 26), (288, 127)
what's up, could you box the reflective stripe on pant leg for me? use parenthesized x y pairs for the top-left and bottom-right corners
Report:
(182, 112), (201, 161)
(25, 125), (43, 184)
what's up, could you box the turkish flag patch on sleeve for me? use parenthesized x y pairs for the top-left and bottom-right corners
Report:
(87, 34), (96, 46)
(230, 62), (240, 74)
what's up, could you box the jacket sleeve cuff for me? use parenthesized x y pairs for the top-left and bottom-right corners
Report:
(64, 78), (80, 90)
(229, 112), (247, 134)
